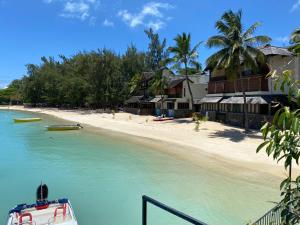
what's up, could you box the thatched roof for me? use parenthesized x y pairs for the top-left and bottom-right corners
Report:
(125, 95), (144, 104)
(259, 45), (294, 56)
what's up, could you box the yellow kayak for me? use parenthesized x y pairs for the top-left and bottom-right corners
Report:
(14, 118), (42, 123)
(46, 124), (83, 131)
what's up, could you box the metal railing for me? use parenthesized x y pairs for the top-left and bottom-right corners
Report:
(252, 205), (282, 225)
(142, 195), (208, 225)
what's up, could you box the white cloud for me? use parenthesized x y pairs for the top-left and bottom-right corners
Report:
(148, 20), (165, 31)
(118, 2), (174, 30)
(102, 19), (114, 27)
(275, 36), (290, 44)
(45, 0), (100, 22)
(290, 0), (300, 12)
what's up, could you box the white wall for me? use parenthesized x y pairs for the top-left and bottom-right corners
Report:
(268, 55), (300, 94)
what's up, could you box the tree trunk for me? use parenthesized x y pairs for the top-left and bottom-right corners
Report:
(238, 64), (249, 133)
(185, 61), (194, 112)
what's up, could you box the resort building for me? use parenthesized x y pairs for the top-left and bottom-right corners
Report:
(124, 72), (155, 115)
(199, 45), (300, 128)
(124, 72), (208, 117)
(152, 73), (208, 118)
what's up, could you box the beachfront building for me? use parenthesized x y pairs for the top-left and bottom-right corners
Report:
(152, 73), (208, 118)
(124, 72), (155, 115)
(199, 45), (300, 129)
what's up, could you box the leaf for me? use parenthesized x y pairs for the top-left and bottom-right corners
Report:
(256, 141), (269, 153)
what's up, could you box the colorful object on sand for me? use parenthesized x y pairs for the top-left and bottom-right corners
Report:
(46, 124), (83, 131)
(14, 118), (42, 123)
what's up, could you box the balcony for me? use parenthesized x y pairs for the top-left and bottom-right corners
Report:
(208, 75), (269, 94)
(167, 93), (182, 98)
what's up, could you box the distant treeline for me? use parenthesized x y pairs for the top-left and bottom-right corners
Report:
(1, 28), (181, 108)
(2, 46), (147, 108)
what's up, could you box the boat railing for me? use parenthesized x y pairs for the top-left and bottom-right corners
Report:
(252, 204), (282, 225)
(18, 221), (36, 225)
(142, 195), (208, 225)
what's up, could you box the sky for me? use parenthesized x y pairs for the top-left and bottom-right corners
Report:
(0, 0), (300, 88)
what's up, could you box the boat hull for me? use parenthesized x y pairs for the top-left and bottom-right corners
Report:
(46, 125), (82, 131)
(14, 118), (42, 123)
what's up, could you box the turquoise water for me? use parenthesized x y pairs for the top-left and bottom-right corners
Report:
(0, 110), (280, 225)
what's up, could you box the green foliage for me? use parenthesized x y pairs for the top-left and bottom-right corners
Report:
(168, 32), (201, 106)
(0, 79), (23, 104)
(145, 28), (168, 71)
(129, 73), (142, 94)
(289, 28), (300, 55)
(257, 70), (300, 224)
(192, 112), (208, 132)
(12, 47), (147, 108)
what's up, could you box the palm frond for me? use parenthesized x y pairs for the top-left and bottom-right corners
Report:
(206, 36), (230, 48)
(215, 20), (231, 35)
(245, 35), (271, 47)
(243, 22), (261, 39)
(291, 28), (300, 44)
(206, 48), (230, 69)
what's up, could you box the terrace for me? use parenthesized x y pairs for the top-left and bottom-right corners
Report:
(207, 75), (269, 94)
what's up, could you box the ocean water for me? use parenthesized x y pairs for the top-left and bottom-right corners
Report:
(0, 110), (281, 225)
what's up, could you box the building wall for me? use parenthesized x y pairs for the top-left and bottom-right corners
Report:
(267, 55), (300, 94)
(182, 80), (208, 106)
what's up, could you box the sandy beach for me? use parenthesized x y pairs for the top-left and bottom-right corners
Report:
(1, 105), (296, 178)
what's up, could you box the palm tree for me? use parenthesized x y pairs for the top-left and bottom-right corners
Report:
(151, 68), (169, 115)
(168, 33), (201, 110)
(290, 28), (300, 55)
(206, 10), (271, 132)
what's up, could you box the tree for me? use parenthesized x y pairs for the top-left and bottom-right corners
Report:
(151, 63), (169, 114)
(168, 32), (201, 110)
(128, 73), (142, 95)
(290, 28), (300, 55)
(206, 9), (271, 132)
(145, 28), (168, 72)
(257, 70), (300, 225)
(121, 44), (147, 98)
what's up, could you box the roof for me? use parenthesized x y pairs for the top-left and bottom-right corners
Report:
(194, 96), (223, 104)
(168, 77), (193, 88)
(220, 96), (268, 104)
(125, 95), (144, 104)
(259, 45), (294, 56)
(150, 96), (162, 103)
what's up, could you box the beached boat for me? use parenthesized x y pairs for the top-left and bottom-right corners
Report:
(153, 117), (174, 122)
(46, 124), (83, 131)
(14, 118), (42, 123)
(6, 184), (78, 225)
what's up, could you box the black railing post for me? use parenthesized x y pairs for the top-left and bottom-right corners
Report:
(142, 195), (208, 225)
(142, 196), (147, 225)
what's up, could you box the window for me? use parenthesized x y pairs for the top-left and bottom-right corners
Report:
(178, 103), (189, 109)
(167, 102), (174, 109)
(183, 88), (186, 97)
(232, 104), (241, 113)
(220, 104), (227, 112)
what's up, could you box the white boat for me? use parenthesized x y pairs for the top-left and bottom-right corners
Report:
(6, 184), (78, 225)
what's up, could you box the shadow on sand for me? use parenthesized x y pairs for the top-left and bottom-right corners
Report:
(208, 129), (261, 142)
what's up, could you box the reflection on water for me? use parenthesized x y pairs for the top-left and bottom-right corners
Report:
(0, 110), (280, 225)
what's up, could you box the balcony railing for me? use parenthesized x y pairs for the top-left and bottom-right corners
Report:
(142, 195), (208, 225)
(208, 75), (269, 94)
(167, 93), (182, 98)
(252, 204), (282, 225)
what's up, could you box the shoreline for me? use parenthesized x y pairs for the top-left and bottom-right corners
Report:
(2, 105), (296, 179)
